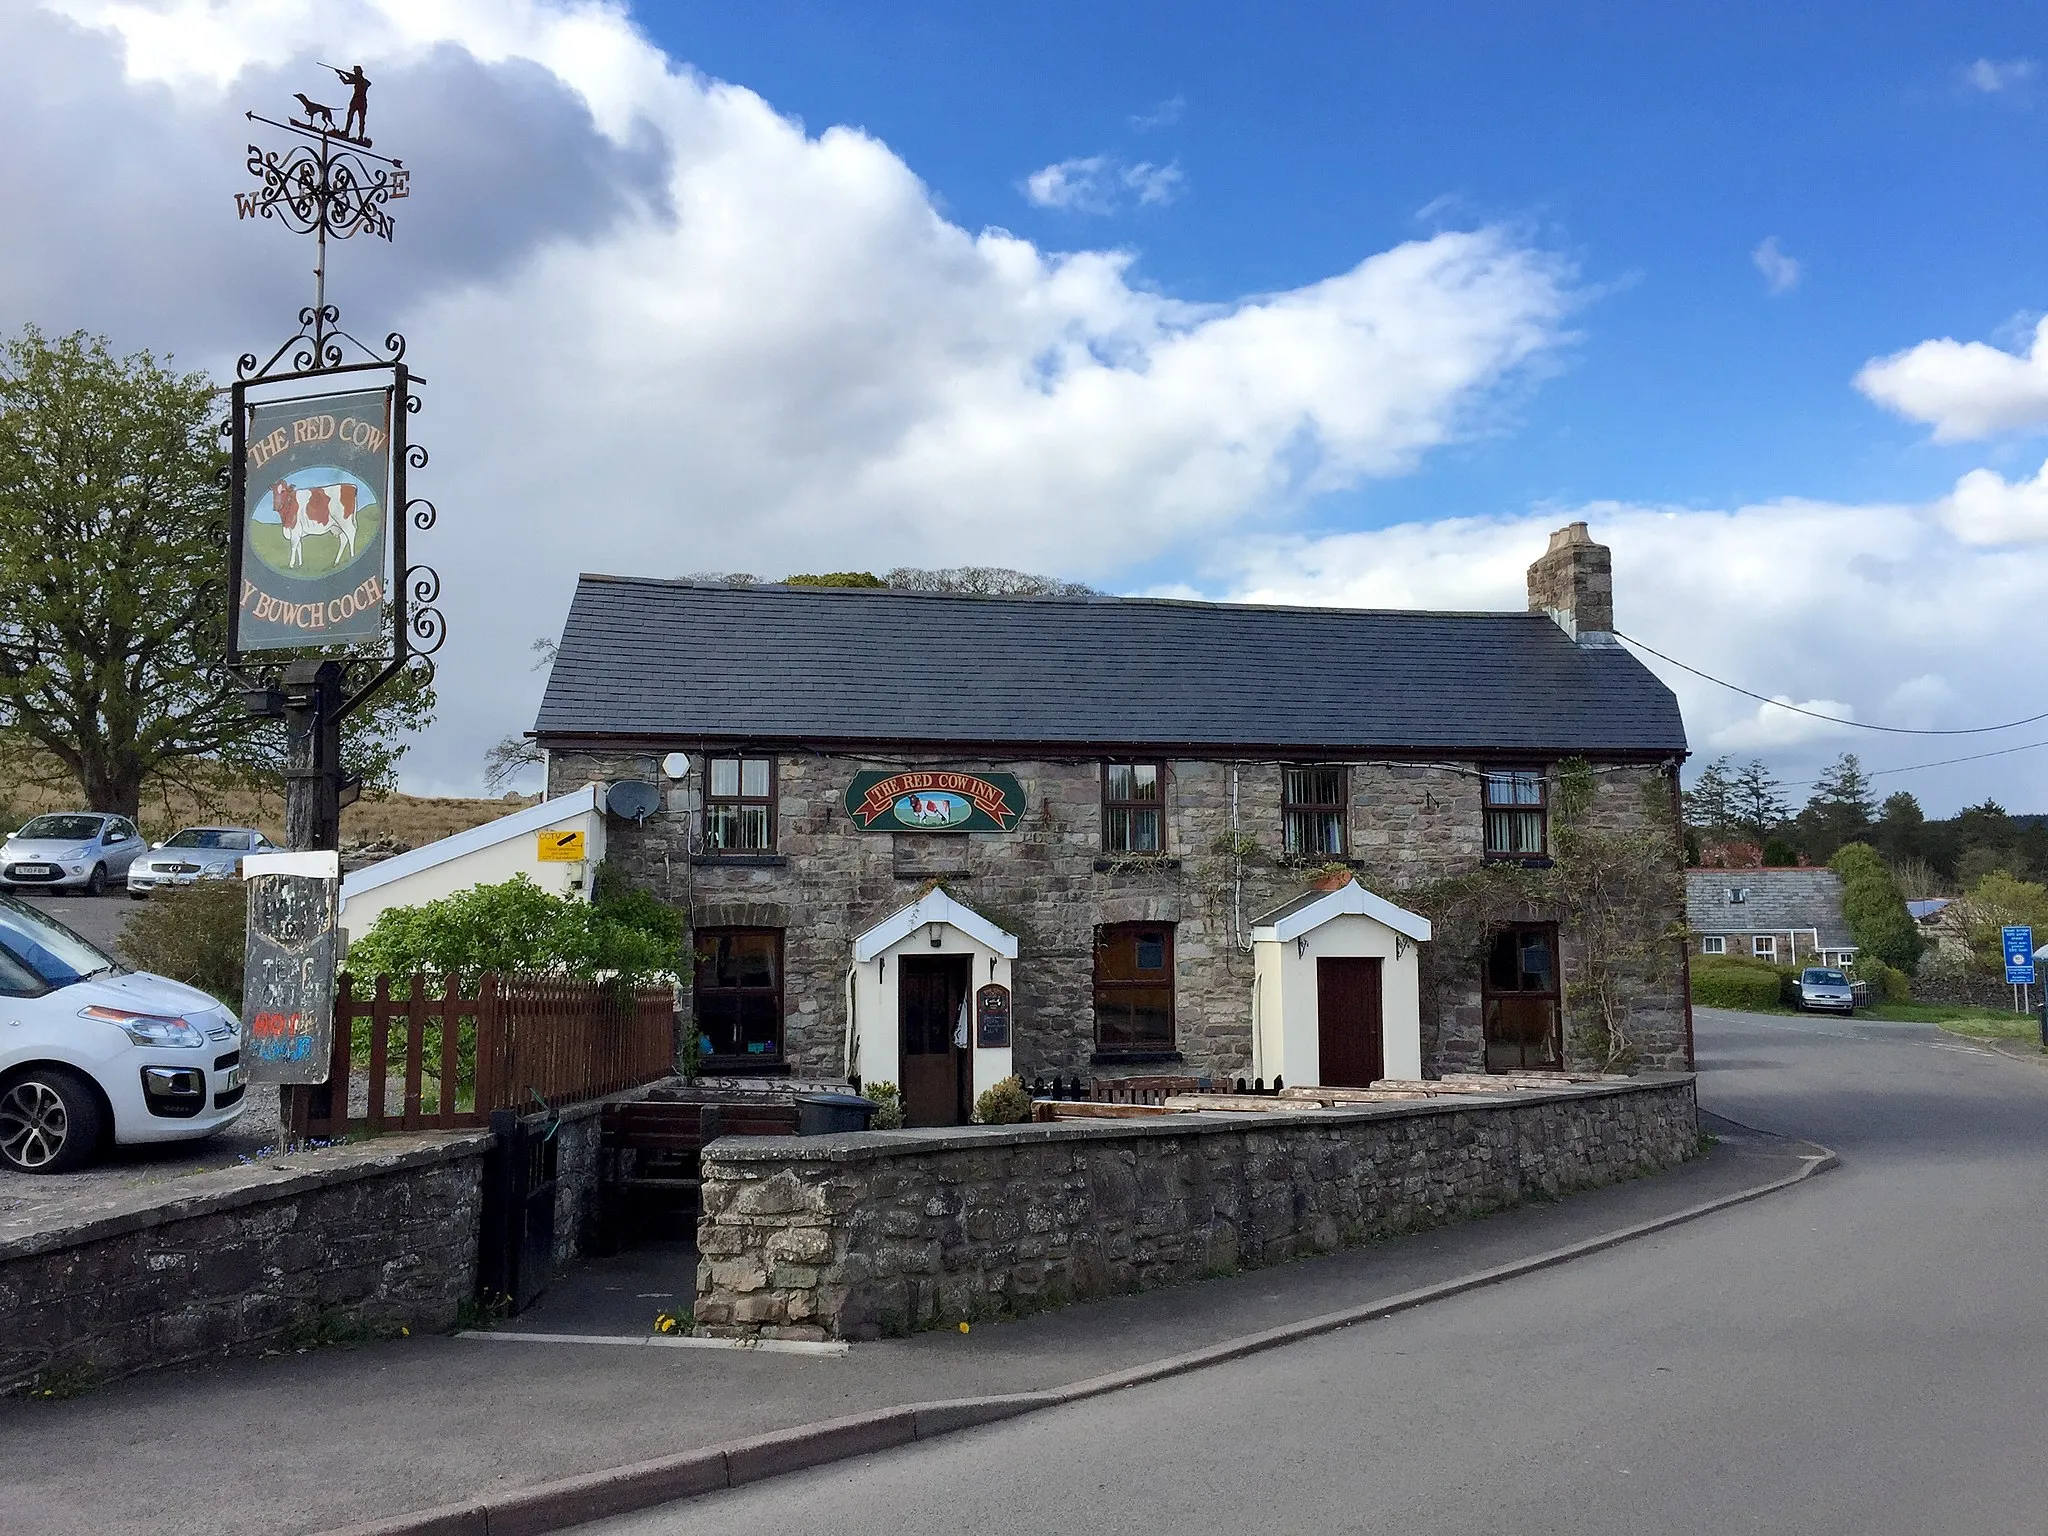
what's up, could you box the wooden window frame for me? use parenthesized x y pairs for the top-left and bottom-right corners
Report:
(1482, 920), (1563, 1073)
(1482, 767), (1549, 860)
(1093, 922), (1176, 1054)
(703, 754), (777, 854)
(1101, 761), (1165, 855)
(692, 926), (786, 1069)
(1282, 764), (1348, 857)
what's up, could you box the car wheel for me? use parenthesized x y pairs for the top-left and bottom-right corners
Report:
(0, 1069), (105, 1174)
(84, 863), (108, 897)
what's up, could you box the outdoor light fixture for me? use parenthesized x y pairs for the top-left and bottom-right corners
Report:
(927, 922), (943, 948)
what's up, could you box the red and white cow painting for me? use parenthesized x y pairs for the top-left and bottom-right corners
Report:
(269, 480), (361, 569)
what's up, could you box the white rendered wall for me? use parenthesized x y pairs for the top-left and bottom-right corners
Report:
(338, 807), (604, 943)
(1255, 914), (1423, 1086)
(853, 925), (1014, 1104)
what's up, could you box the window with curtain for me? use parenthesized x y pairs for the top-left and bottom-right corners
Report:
(1102, 762), (1163, 853)
(1283, 766), (1347, 856)
(1094, 923), (1175, 1050)
(1483, 769), (1548, 858)
(705, 755), (775, 852)
(692, 928), (783, 1063)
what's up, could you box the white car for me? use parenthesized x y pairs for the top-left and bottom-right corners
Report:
(0, 812), (148, 896)
(0, 895), (245, 1173)
(128, 826), (278, 897)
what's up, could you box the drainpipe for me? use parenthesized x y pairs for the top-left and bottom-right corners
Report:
(843, 964), (859, 1084)
(1231, 766), (1246, 951)
(1668, 767), (1696, 1072)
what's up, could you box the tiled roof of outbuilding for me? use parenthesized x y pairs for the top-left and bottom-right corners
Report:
(533, 576), (1689, 756)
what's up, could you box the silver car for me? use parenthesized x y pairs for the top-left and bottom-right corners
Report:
(127, 827), (277, 897)
(0, 813), (147, 896)
(1797, 967), (1856, 1015)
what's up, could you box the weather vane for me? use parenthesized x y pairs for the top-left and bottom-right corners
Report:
(235, 65), (410, 364)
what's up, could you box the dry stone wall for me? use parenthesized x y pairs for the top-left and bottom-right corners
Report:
(548, 749), (1690, 1081)
(694, 1074), (1698, 1340)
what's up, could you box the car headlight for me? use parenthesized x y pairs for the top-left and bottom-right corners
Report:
(82, 1005), (207, 1048)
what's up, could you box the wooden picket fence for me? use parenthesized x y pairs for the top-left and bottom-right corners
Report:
(284, 973), (677, 1138)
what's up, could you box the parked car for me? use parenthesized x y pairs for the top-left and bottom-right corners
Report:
(0, 813), (148, 896)
(127, 826), (277, 897)
(0, 894), (244, 1172)
(1796, 967), (1856, 1015)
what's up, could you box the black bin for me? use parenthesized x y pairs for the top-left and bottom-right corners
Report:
(797, 1092), (878, 1136)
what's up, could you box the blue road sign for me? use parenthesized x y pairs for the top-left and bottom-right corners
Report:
(2003, 925), (2035, 985)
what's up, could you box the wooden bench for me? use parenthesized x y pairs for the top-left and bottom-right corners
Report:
(593, 1100), (799, 1252)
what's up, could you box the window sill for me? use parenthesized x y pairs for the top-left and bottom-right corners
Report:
(1484, 853), (1554, 868)
(1093, 856), (1183, 873)
(690, 854), (788, 868)
(697, 1057), (790, 1077)
(1090, 1049), (1184, 1066)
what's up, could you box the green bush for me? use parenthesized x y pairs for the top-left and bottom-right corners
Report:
(1831, 843), (1924, 973)
(862, 1081), (904, 1130)
(345, 869), (681, 987)
(1854, 957), (1913, 1003)
(117, 882), (247, 1010)
(1691, 957), (1783, 1010)
(971, 1075), (1032, 1125)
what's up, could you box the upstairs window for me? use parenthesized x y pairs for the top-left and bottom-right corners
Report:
(1483, 769), (1548, 858)
(1103, 762), (1163, 853)
(706, 756), (775, 852)
(1283, 766), (1347, 857)
(1095, 923), (1175, 1051)
(1728, 887), (1749, 905)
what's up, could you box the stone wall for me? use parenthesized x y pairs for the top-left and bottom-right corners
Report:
(0, 1132), (487, 1393)
(549, 749), (1690, 1081)
(695, 1074), (1697, 1341)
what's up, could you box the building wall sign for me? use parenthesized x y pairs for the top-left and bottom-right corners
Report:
(975, 983), (1012, 1049)
(843, 771), (1025, 832)
(233, 387), (394, 651)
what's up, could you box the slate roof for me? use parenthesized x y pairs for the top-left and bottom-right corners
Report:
(533, 576), (1688, 756)
(1685, 869), (1855, 950)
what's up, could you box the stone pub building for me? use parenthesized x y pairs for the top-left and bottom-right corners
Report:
(535, 524), (1692, 1124)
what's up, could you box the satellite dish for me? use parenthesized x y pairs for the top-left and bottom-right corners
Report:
(661, 751), (690, 780)
(605, 780), (662, 822)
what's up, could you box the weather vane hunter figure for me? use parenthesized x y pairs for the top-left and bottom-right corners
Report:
(288, 63), (373, 146)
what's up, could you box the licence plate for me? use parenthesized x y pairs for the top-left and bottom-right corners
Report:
(12, 865), (51, 876)
(223, 1066), (245, 1092)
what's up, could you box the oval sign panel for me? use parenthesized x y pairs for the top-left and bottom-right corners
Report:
(892, 791), (973, 828)
(843, 771), (1024, 832)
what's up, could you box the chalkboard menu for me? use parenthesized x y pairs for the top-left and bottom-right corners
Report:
(975, 983), (1012, 1049)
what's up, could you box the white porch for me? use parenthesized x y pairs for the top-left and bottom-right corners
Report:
(1251, 878), (1430, 1088)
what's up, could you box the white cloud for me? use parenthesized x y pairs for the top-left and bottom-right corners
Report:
(1751, 236), (1801, 295)
(1935, 458), (2048, 543)
(1216, 499), (2048, 811)
(1856, 316), (2048, 440)
(1964, 57), (2037, 94)
(1130, 94), (1185, 132)
(11, 0), (1574, 795)
(1023, 154), (1184, 213)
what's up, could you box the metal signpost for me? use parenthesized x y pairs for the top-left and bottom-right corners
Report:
(2002, 924), (2034, 1014)
(227, 72), (445, 1122)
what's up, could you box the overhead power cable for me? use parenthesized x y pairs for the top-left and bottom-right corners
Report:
(1614, 631), (2048, 736)
(1782, 735), (2048, 789)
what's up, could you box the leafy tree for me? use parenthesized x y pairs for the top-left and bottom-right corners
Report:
(783, 571), (886, 587)
(0, 326), (431, 816)
(883, 566), (1098, 597)
(1730, 759), (1791, 844)
(1960, 870), (2048, 975)
(1794, 753), (1875, 862)
(1761, 834), (1798, 867)
(1870, 790), (1927, 867)
(344, 871), (681, 985)
(481, 637), (559, 792)
(1830, 842), (1924, 972)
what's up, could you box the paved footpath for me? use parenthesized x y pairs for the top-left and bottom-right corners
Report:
(0, 1082), (1809, 1535)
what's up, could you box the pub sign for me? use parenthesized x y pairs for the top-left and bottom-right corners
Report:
(233, 387), (393, 651)
(842, 770), (1025, 832)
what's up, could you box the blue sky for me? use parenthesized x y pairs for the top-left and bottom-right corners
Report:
(9, 0), (2048, 810)
(645, 1), (2048, 535)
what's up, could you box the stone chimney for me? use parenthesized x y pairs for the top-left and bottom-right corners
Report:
(1526, 521), (1614, 643)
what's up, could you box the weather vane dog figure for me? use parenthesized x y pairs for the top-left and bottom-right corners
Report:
(291, 92), (337, 131)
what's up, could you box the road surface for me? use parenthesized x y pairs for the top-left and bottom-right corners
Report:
(591, 1006), (2048, 1536)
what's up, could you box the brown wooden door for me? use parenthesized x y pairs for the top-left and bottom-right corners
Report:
(899, 956), (970, 1127)
(1316, 957), (1384, 1088)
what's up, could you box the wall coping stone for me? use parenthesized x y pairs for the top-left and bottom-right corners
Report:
(0, 1129), (492, 1262)
(703, 1073), (1695, 1165)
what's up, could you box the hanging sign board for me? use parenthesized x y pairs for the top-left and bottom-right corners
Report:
(536, 829), (587, 861)
(232, 387), (394, 651)
(241, 851), (342, 1083)
(842, 771), (1025, 832)
(2004, 925), (2035, 986)
(975, 983), (1013, 1049)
